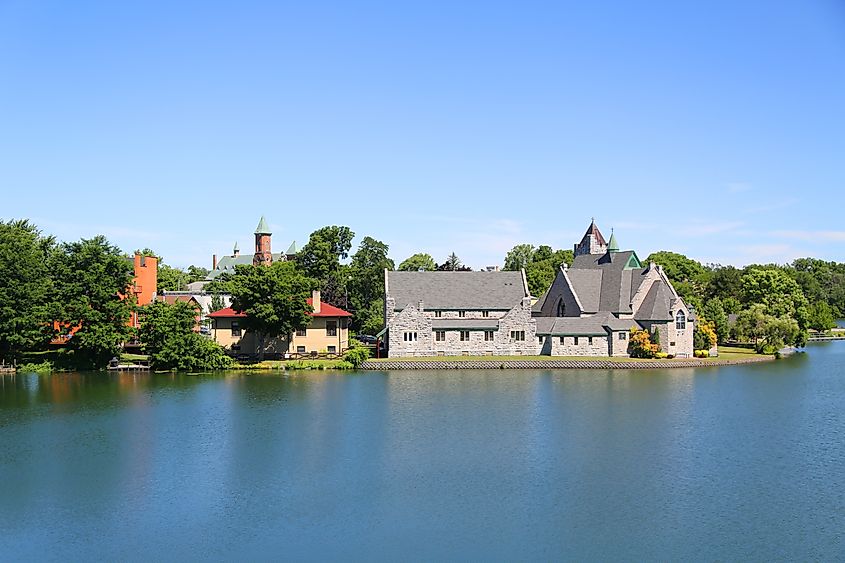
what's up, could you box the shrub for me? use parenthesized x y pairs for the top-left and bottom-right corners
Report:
(343, 345), (370, 368)
(629, 329), (659, 358)
(16, 361), (53, 373)
(655, 352), (669, 359)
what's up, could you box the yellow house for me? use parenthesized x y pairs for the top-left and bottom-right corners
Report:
(209, 291), (351, 358)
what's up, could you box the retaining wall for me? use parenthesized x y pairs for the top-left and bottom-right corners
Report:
(361, 357), (772, 370)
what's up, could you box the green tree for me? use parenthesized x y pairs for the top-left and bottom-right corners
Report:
(348, 237), (394, 332)
(0, 220), (55, 361)
(741, 268), (810, 328)
(503, 244), (535, 271)
(157, 264), (190, 291)
(298, 226), (355, 281)
(228, 261), (317, 359)
(705, 265), (743, 302)
(733, 304), (768, 346)
(186, 265), (210, 283)
(807, 301), (836, 332)
(139, 300), (232, 370)
(51, 236), (136, 369)
(701, 298), (730, 344)
(646, 251), (706, 283)
(398, 253), (437, 272)
(437, 252), (471, 271)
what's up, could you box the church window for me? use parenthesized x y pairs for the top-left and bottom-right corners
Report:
(676, 311), (686, 330)
(557, 299), (566, 316)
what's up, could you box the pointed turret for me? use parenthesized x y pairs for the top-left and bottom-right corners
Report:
(255, 216), (272, 235)
(574, 218), (609, 257)
(233, 241), (240, 257)
(607, 229), (619, 252)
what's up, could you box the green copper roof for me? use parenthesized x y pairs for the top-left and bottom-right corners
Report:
(607, 230), (619, 252)
(286, 240), (298, 255)
(254, 216), (271, 235)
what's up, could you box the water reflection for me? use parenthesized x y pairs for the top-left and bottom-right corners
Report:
(1, 347), (844, 560)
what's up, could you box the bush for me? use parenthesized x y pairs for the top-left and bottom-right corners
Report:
(655, 352), (669, 359)
(628, 329), (659, 358)
(343, 345), (370, 368)
(16, 361), (53, 373)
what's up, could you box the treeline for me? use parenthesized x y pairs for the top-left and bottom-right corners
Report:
(1, 220), (141, 368)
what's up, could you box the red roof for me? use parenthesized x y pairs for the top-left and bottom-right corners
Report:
(208, 299), (351, 319)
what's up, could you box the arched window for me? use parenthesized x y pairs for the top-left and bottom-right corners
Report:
(675, 310), (686, 330)
(557, 298), (566, 317)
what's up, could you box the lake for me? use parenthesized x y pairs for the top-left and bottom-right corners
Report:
(2, 342), (844, 560)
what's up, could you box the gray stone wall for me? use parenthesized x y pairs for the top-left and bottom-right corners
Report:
(385, 298), (537, 357)
(543, 334), (610, 356)
(609, 330), (630, 356)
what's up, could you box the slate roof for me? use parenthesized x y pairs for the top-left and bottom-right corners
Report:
(633, 280), (675, 321)
(387, 271), (528, 311)
(535, 312), (641, 335)
(568, 251), (648, 314)
(207, 253), (286, 279)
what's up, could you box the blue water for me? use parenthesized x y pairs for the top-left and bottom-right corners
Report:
(2, 343), (844, 560)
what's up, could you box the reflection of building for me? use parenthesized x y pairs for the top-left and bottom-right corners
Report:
(208, 291), (351, 357)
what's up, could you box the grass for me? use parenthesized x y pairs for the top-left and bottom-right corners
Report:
(706, 346), (770, 360)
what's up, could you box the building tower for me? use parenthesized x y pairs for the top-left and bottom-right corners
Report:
(574, 218), (608, 257)
(253, 216), (273, 266)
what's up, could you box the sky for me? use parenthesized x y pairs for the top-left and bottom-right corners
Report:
(1, 0), (844, 270)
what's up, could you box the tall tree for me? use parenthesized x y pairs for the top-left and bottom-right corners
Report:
(0, 220), (55, 361)
(741, 268), (810, 328)
(228, 261), (317, 358)
(51, 236), (136, 368)
(503, 244), (535, 271)
(348, 237), (394, 332)
(157, 264), (190, 291)
(298, 226), (355, 308)
(398, 253), (437, 272)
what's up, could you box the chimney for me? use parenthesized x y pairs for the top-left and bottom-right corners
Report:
(312, 290), (321, 314)
(213, 254), (217, 270)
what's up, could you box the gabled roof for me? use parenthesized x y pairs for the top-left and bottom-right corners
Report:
(387, 270), (528, 311)
(567, 251), (648, 314)
(208, 299), (351, 319)
(634, 281), (674, 321)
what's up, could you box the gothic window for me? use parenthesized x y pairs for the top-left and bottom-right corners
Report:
(557, 298), (566, 317)
(676, 311), (686, 330)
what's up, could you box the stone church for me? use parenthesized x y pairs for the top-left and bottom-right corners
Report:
(382, 220), (695, 358)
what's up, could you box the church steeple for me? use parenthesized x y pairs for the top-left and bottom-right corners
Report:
(253, 216), (273, 266)
(233, 241), (240, 257)
(574, 218), (609, 257)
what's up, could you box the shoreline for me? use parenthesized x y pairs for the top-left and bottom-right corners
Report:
(361, 356), (774, 370)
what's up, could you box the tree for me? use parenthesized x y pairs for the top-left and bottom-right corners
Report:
(503, 244), (535, 271)
(437, 252), (471, 271)
(186, 265), (210, 283)
(701, 298), (730, 344)
(705, 265), (743, 302)
(733, 304), (768, 346)
(297, 226), (355, 308)
(807, 301), (836, 333)
(139, 300), (232, 370)
(398, 253), (437, 272)
(646, 251), (706, 283)
(157, 264), (190, 291)
(0, 220), (55, 362)
(628, 328), (658, 358)
(741, 268), (810, 328)
(297, 226), (355, 281)
(51, 236), (136, 368)
(694, 321), (717, 351)
(348, 237), (394, 332)
(228, 261), (317, 359)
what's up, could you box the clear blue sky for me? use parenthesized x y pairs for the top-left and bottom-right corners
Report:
(2, 0), (843, 270)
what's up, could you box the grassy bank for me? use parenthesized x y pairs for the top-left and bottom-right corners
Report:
(231, 359), (355, 371)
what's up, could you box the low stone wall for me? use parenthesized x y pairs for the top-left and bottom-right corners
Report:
(361, 356), (772, 370)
